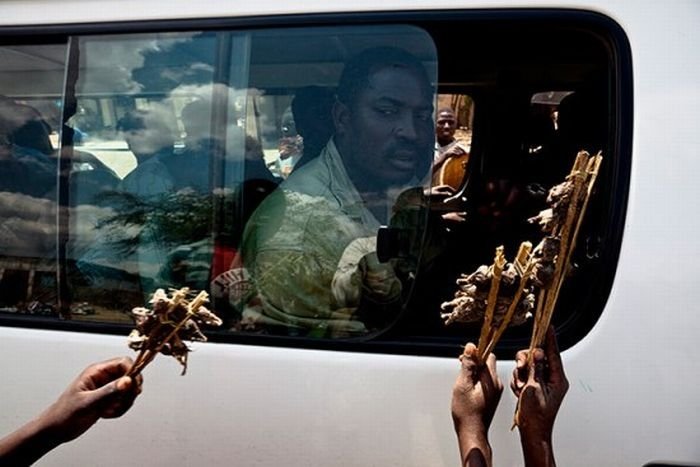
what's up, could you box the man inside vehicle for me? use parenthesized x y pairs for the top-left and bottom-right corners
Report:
(240, 46), (435, 337)
(433, 106), (470, 191)
(116, 109), (177, 197)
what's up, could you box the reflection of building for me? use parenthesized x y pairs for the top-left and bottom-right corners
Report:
(0, 256), (143, 316)
(68, 260), (146, 306)
(0, 256), (56, 306)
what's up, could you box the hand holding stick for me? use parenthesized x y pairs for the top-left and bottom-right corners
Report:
(510, 326), (569, 467)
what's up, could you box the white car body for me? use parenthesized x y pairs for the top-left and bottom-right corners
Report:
(0, 1), (698, 466)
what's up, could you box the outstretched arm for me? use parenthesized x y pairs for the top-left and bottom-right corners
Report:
(451, 343), (503, 467)
(511, 327), (569, 467)
(0, 357), (143, 466)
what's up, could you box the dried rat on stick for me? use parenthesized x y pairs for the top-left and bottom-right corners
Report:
(440, 150), (602, 368)
(126, 287), (222, 377)
(440, 242), (537, 363)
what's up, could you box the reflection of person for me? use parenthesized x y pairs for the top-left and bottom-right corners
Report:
(0, 357), (143, 465)
(169, 98), (277, 192)
(290, 86), (335, 171)
(241, 47), (434, 336)
(117, 110), (176, 197)
(0, 99), (56, 198)
(155, 99), (278, 294)
(168, 98), (213, 192)
(451, 326), (568, 467)
(271, 107), (303, 178)
(0, 97), (119, 203)
(0, 98), (54, 155)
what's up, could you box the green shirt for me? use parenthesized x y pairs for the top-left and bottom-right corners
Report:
(241, 139), (403, 337)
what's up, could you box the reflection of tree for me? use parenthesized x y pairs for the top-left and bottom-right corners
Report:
(96, 189), (214, 256)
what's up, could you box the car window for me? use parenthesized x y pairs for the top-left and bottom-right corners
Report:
(0, 12), (631, 354)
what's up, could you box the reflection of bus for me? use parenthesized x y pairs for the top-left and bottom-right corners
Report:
(0, 2), (698, 466)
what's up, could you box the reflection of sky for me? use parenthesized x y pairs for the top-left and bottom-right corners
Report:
(0, 191), (136, 273)
(72, 31), (278, 175)
(72, 31), (320, 178)
(0, 192), (56, 258)
(77, 33), (202, 94)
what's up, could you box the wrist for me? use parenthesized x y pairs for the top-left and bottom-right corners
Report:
(519, 431), (555, 467)
(454, 415), (489, 436)
(29, 410), (66, 448)
(455, 418), (491, 464)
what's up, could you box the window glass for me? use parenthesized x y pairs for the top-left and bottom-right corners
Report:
(0, 13), (629, 354)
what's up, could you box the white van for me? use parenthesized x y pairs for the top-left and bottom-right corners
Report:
(0, 1), (698, 466)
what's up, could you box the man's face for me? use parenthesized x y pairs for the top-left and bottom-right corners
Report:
(338, 66), (434, 187)
(123, 124), (173, 159)
(435, 110), (457, 145)
(124, 128), (159, 158)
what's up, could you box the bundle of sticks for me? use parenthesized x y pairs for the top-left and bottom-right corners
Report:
(126, 287), (223, 377)
(526, 150), (602, 351)
(440, 150), (603, 364)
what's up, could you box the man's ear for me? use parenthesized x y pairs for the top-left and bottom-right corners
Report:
(332, 100), (350, 138)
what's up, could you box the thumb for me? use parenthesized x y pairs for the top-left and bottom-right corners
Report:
(528, 349), (545, 385)
(363, 252), (381, 270)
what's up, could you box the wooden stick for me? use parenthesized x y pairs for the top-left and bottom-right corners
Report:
(513, 241), (533, 277)
(483, 261), (534, 358)
(127, 347), (151, 377)
(189, 290), (209, 309)
(482, 243), (533, 357)
(532, 152), (590, 348)
(567, 152), (602, 267)
(535, 154), (601, 347)
(477, 247), (506, 360)
(128, 314), (193, 378)
(529, 289), (546, 352)
(512, 401), (522, 430)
